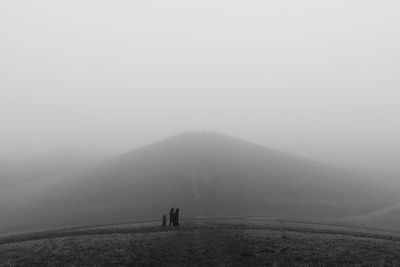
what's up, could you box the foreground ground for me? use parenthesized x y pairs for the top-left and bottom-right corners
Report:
(0, 218), (400, 266)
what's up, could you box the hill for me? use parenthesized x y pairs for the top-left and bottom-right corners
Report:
(0, 132), (396, 234)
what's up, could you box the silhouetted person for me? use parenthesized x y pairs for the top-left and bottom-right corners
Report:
(173, 208), (180, 226)
(169, 208), (175, 226)
(162, 215), (167, 227)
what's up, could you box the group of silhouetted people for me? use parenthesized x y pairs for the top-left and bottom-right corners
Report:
(162, 208), (179, 227)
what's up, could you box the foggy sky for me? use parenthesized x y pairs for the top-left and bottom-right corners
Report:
(1, 1), (399, 172)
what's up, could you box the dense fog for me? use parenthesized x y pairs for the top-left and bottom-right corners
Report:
(1, 3), (400, 266)
(1, 0), (399, 174)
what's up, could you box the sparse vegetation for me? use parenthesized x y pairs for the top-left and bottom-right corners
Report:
(1, 219), (399, 266)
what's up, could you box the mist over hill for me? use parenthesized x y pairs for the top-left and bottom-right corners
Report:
(0, 132), (397, 235)
(0, 149), (105, 191)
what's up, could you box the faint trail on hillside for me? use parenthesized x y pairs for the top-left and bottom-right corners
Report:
(351, 200), (400, 222)
(190, 173), (200, 199)
(190, 133), (211, 199)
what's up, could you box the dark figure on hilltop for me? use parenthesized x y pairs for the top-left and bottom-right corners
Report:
(169, 208), (175, 226)
(173, 208), (180, 226)
(162, 215), (167, 227)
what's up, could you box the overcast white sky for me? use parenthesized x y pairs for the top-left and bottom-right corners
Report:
(0, 0), (399, 172)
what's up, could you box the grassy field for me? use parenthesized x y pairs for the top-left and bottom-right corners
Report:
(0, 219), (400, 266)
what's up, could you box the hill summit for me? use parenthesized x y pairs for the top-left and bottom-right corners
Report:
(0, 131), (395, 234)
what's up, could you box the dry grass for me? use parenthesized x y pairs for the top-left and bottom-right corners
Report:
(0, 219), (399, 266)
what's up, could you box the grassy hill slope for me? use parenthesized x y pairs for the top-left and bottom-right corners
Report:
(1, 219), (399, 266)
(0, 132), (396, 234)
